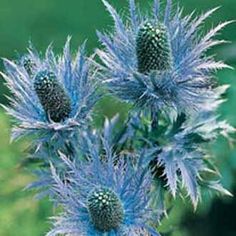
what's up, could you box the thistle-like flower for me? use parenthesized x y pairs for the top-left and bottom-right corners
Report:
(97, 0), (232, 118)
(47, 118), (160, 236)
(2, 38), (99, 150)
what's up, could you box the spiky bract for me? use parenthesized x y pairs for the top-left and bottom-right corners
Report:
(97, 0), (231, 118)
(115, 87), (234, 208)
(136, 22), (172, 74)
(21, 55), (37, 76)
(34, 70), (72, 122)
(155, 106), (234, 207)
(2, 38), (99, 150)
(46, 118), (160, 236)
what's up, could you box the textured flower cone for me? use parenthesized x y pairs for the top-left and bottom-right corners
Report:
(136, 22), (173, 74)
(87, 187), (124, 232)
(34, 70), (72, 122)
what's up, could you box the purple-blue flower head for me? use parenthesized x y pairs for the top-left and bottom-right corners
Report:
(97, 0), (232, 118)
(47, 131), (160, 236)
(2, 38), (99, 148)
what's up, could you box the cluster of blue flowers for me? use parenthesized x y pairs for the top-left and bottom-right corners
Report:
(2, 0), (235, 235)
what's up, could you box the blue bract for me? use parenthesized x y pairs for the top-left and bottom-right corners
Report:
(156, 106), (234, 208)
(2, 38), (99, 150)
(97, 0), (232, 118)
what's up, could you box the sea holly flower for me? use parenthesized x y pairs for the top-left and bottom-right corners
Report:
(1, 38), (99, 151)
(46, 118), (160, 236)
(97, 0), (232, 118)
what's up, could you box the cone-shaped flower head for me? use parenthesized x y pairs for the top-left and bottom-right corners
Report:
(136, 22), (172, 74)
(34, 70), (72, 123)
(47, 118), (160, 236)
(87, 187), (124, 232)
(97, 0), (231, 118)
(2, 38), (99, 150)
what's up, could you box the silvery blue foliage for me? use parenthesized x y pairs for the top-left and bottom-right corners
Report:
(2, 38), (99, 151)
(156, 86), (234, 204)
(97, 0), (232, 118)
(157, 108), (234, 207)
(115, 86), (234, 208)
(47, 118), (160, 236)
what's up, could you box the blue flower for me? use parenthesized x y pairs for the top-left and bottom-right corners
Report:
(46, 118), (160, 236)
(2, 38), (99, 150)
(97, 0), (232, 118)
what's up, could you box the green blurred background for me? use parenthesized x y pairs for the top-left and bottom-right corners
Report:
(0, 0), (236, 235)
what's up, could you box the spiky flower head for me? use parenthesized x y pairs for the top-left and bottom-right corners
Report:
(46, 118), (160, 236)
(2, 38), (99, 151)
(97, 0), (231, 118)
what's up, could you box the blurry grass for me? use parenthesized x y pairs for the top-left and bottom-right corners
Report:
(0, 111), (52, 236)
